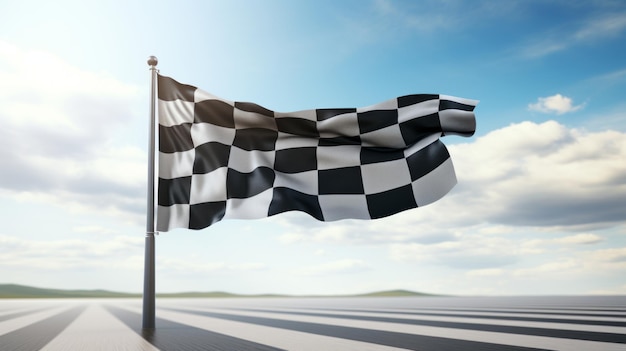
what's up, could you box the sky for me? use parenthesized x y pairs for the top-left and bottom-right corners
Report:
(0, 0), (625, 296)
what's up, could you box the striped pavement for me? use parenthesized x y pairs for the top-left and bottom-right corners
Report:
(0, 296), (624, 350)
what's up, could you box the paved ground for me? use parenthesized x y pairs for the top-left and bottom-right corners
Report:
(0, 296), (625, 350)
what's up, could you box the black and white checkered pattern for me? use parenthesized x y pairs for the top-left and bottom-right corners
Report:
(156, 74), (476, 231)
(3, 297), (624, 350)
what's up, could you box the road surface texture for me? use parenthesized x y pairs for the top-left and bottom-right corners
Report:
(0, 296), (624, 350)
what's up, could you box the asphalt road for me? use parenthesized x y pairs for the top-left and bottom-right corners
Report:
(0, 295), (624, 350)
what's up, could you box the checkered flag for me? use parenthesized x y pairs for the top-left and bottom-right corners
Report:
(156, 75), (477, 231)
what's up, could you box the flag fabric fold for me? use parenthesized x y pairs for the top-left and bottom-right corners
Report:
(156, 74), (477, 232)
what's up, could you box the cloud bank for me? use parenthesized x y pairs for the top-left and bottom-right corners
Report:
(0, 41), (145, 223)
(272, 118), (626, 294)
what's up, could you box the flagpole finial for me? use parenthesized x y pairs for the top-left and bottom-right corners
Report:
(147, 56), (158, 67)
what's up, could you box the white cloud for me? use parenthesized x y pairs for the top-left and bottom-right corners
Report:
(511, 246), (626, 279)
(586, 247), (626, 265)
(521, 234), (603, 254)
(574, 12), (626, 40)
(157, 257), (267, 275)
(0, 234), (143, 270)
(553, 233), (603, 245)
(277, 212), (456, 246)
(513, 259), (579, 277)
(593, 68), (626, 83)
(296, 259), (370, 276)
(389, 235), (520, 269)
(0, 41), (144, 223)
(519, 12), (626, 58)
(371, 0), (520, 33)
(466, 268), (505, 277)
(520, 41), (568, 59)
(228, 262), (268, 271)
(450, 121), (626, 229)
(158, 258), (227, 274)
(528, 94), (584, 114)
(72, 225), (119, 235)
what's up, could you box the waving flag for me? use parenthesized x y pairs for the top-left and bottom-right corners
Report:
(156, 74), (476, 231)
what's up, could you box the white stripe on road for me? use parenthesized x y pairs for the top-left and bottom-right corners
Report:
(120, 303), (412, 351)
(41, 304), (160, 351)
(333, 307), (626, 323)
(193, 306), (625, 351)
(0, 304), (71, 337)
(245, 307), (626, 334)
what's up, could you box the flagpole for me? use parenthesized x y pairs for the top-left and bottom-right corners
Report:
(143, 55), (158, 330)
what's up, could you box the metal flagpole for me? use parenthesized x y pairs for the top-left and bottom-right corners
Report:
(143, 56), (158, 329)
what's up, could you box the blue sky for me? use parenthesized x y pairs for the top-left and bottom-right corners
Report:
(0, 0), (625, 296)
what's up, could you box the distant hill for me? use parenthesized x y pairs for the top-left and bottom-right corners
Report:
(0, 284), (435, 299)
(0, 284), (139, 298)
(354, 289), (436, 297)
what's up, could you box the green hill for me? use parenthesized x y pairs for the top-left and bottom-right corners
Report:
(354, 289), (436, 297)
(0, 284), (139, 298)
(0, 284), (435, 299)
(155, 291), (287, 298)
